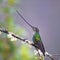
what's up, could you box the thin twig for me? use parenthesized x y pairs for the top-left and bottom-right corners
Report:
(0, 28), (39, 49)
(0, 28), (42, 60)
(0, 28), (60, 60)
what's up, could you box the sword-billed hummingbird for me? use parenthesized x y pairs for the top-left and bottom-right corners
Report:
(16, 10), (45, 56)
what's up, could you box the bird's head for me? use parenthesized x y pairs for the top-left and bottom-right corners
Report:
(32, 27), (39, 32)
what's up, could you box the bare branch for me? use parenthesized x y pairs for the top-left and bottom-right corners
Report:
(0, 28), (39, 48)
(0, 28), (60, 60)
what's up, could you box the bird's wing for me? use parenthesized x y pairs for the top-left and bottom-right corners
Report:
(33, 34), (45, 56)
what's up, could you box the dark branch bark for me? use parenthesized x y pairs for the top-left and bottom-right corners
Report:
(0, 28), (60, 60)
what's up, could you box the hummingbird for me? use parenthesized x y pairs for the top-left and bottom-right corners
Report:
(16, 10), (45, 56)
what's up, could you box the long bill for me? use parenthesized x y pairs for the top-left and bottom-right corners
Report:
(16, 10), (34, 29)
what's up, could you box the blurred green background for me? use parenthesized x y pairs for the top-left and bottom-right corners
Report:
(0, 0), (39, 60)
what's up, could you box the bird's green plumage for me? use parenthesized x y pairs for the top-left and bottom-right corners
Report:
(33, 32), (45, 56)
(33, 32), (41, 42)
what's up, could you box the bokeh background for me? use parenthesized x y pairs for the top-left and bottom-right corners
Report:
(16, 0), (60, 54)
(0, 0), (60, 60)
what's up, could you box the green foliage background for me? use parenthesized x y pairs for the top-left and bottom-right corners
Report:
(0, 0), (39, 60)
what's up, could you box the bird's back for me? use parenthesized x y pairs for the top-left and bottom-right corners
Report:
(33, 32), (45, 56)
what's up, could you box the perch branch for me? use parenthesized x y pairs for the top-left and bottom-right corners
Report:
(0, 28), (60, 60)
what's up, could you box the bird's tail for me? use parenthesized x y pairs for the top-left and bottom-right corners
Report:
(34, 49), (60, 60)
(45, 52), (58, 60)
